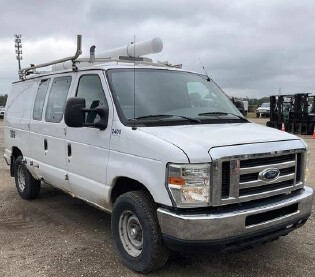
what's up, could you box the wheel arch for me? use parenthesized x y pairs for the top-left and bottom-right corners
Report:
(10, 146), (23, 177)
(110, 177), (154, 205)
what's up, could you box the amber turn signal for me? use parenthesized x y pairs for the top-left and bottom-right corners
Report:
(168, 177), (185, 186)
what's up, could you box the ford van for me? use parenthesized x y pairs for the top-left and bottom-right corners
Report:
(4, 36), (313, 272)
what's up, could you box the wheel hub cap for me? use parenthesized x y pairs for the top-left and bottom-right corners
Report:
(17, 165), (26, 192)
(119, 211), (143, 257)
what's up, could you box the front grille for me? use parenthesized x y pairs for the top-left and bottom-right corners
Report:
(221, 161), (230, 198)
(239, 166), (295, 183)
(240, 173), (258, 183)
(217, 151), (305, 205)
(239, 180), (294, 196)
(240, 154), (295, 168)
(280, 167), (295, 175)
(296, 153), (302, 182)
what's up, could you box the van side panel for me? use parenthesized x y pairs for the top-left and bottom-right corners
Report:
(4, 80), (39, 160)
(31, 74), (74, 192)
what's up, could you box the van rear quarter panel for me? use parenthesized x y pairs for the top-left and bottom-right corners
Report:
(4, 80), (39, 158)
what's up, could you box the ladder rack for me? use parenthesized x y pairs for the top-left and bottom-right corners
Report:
(18, 35), (182, 80)
(19, 35), (82, 80)
(55, 56), (182, 70)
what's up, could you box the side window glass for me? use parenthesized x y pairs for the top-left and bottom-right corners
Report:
(33, 79), (50, 120)
(45, 76), (72, 123)
(76, 75), (107, 124)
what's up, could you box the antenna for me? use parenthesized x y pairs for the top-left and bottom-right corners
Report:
(198, 57), (210, 82)
(14, 34), (23, 72)
(132, 36), (137, 130)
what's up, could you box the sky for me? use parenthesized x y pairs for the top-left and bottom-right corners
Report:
(1, 0), (315, 98)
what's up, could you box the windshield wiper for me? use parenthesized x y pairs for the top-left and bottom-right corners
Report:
(198, 112), (248, 122)
(130, 114), (201, 123)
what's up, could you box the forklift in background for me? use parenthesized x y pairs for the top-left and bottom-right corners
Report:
(267, 93), (315, 135)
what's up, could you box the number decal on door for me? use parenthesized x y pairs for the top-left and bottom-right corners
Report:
(111, 129), (121, 135)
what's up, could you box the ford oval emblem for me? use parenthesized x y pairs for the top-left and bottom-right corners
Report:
(259, 168), (280, 182)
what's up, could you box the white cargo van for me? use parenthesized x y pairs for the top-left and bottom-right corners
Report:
(4, 36), (313, 273)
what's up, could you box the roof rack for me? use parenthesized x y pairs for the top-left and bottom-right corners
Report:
(18, 35), (182, 80)
(19, 35), (82, 80)
(52, 56), (182, 71)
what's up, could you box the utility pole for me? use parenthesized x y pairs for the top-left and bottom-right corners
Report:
(14, 34), (23, 71)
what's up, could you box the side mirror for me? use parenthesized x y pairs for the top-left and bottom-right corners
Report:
(83, 104), (109, 130)
(64, 97), (109, 130)
(64, 97), (85, 127)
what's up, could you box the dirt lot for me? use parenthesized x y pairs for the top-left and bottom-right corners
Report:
(0, 118), (314, 277)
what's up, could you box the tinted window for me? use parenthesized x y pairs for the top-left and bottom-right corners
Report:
(33, 79), (50, 120)
(45, 76), (72, 123)
(76, 75), (107, 124)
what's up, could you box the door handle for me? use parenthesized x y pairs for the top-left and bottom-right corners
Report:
(67, 143), (72, 157)
(44, 139), (48, 150)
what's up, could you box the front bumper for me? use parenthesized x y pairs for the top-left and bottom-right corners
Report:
(158, 186), (313, 250)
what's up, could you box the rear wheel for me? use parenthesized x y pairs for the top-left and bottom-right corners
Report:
(14, 156), (41, 199)
(111, 191), (169, 273)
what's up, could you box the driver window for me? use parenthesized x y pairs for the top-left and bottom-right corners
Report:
(76, 75), (107, 124)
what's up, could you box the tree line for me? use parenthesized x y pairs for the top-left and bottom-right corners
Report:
(248, 97), (270, 106)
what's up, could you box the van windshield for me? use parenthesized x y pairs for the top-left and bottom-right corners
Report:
(107, 69), (244, 126)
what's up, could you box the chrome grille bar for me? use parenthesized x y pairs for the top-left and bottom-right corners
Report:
(239, 173), (295, 189)
(240, 160), (296, 175)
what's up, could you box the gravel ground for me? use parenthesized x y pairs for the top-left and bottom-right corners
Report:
(0, 118), (314, 277)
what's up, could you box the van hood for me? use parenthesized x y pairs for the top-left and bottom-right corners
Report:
(138, 122), (303, 162)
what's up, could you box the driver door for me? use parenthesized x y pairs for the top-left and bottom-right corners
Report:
(65, 72), (113, 207)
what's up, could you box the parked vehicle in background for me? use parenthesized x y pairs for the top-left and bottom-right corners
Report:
(232, 98), (246, 116)
(256, 102), (270, 117)
(0, 106), (5, 118)
(3, 35), (314, 273)
(242, 100), (248, 115)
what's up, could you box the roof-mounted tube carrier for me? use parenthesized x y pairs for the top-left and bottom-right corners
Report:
(52, 37), (164, 71)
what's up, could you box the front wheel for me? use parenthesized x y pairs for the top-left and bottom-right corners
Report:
(111, 191), (169, 273)
(14, 156), (41, 199)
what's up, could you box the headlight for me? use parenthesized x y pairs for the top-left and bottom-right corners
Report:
(167, 163), (210, 208)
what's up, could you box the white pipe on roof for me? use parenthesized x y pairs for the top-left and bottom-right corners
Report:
(98, 37), (163, 58)
(52, 37), (163, 71)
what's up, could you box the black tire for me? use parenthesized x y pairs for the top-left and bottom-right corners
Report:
(111, 191), (169, 273)
(14, 156), (41, 200)
(256, 113), (259, 118)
